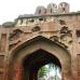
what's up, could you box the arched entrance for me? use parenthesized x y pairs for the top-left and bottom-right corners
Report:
(6, 36), (71, 80)
(23, 49), (62, 80)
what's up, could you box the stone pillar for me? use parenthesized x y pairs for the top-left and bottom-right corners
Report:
(77, 54), (80, 80)
(71, 29), (78, 80)
(62, 64), (71, 80)
(0, 34), (7, 52)
(13, 63), (23, 80)
(62, 71), (71, 80)
(3, 63), (9, 80)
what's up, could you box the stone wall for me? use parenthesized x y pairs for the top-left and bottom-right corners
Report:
(0, 10), (80, 80)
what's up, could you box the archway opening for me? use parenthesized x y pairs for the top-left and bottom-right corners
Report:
(23, 49), (62, 80)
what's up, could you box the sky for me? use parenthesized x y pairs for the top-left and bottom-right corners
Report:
(0, 0), (80, 24)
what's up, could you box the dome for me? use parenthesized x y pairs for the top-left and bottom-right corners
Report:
(47, 3), (57, 14)
(35, 6), (46, 15)
(58, 2), (70, 13)
(59, 2), (69, 6)
(47, 3), (57, 9)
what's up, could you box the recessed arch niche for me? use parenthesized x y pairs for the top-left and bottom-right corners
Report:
(6, 36), (71, 80)
(22, 49), (62, 80)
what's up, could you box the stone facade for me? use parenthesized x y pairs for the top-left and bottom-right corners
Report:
(0, 2), (80, 80)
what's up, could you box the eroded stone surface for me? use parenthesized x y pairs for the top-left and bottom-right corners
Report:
(0, 2), (80, 80)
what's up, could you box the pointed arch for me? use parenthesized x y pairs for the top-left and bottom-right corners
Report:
(6, 36), (71, 80)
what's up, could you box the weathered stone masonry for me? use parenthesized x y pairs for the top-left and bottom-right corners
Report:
(0, 2), (80, 80)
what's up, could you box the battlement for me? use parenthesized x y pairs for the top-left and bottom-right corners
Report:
(35, 2), (70, 15)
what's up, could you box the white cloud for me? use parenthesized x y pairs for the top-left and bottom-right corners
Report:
(0, 0), (79, 24)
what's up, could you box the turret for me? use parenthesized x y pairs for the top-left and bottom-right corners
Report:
(35, 6), (46, 15)
(58, 2), (70, 14)
(47, 3), (57, 14)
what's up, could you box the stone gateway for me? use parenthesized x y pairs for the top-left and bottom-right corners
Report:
(0, 2), (80, 80)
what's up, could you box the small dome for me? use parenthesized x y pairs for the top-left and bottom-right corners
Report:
(47, 3), (57, 14)
(35, 6), (46, 15)
(59, 2), (69, 6)
(47, 3), (57, 9)
(58, 2), (69, 13)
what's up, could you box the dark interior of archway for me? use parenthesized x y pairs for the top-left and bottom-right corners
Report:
(22, 49), (61, 80)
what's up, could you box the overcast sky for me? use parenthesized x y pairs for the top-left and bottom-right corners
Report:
(0, 0), (80, 24)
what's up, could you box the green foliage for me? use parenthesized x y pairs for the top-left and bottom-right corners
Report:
(38, 66), (48, 78)
(38, 63), (61, 79)
(38, 63), (55, 78)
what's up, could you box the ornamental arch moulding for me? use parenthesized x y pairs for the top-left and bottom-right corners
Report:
(5, 36), (71, 80)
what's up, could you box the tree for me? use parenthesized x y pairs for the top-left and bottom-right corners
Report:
(38, 66), (48, 78)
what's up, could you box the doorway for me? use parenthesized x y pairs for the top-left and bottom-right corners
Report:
(23, 49), (62, 80)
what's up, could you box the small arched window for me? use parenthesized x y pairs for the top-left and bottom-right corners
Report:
(20, 19), (23, 25)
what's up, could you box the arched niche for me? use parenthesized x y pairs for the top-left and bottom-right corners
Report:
(6, 36), (71, 80)
(22, 49), (62, 80)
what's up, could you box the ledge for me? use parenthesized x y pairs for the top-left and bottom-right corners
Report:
(16, 12), (80, 19)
